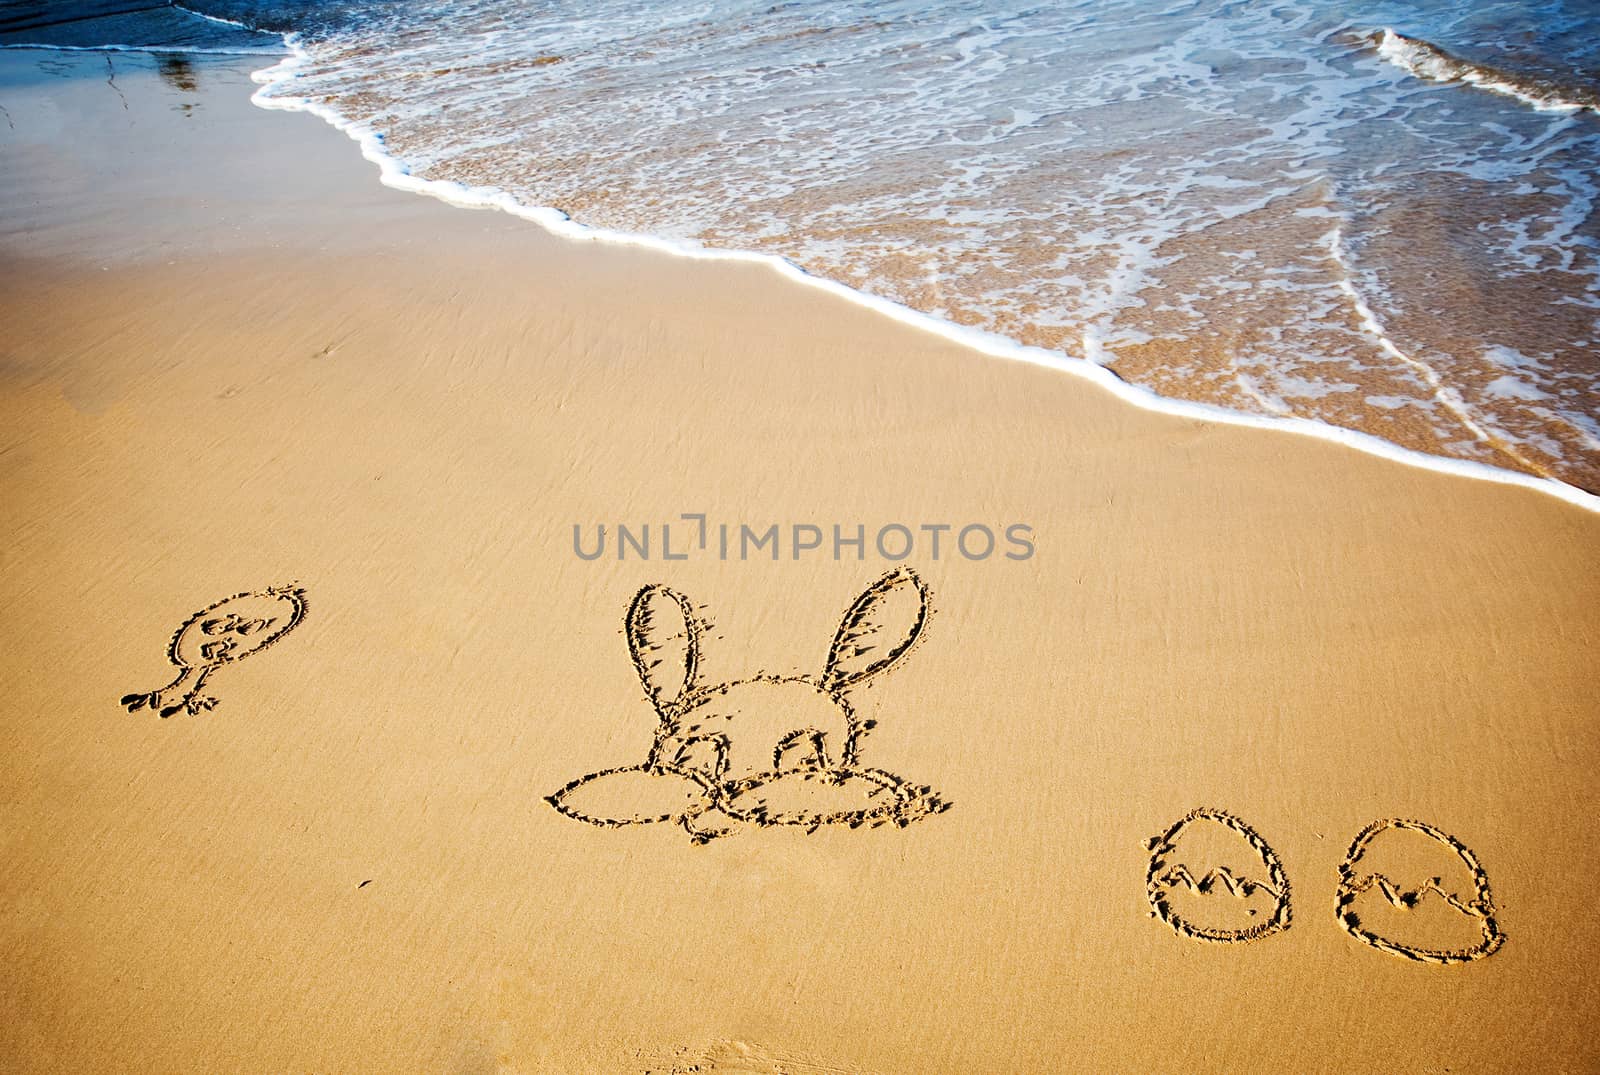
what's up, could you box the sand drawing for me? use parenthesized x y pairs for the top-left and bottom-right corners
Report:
(1336, 817), (1505, 964)
(1145, 808), (1292, 944)
(120, 585), (309, 718)
(547, 568), (950, 843)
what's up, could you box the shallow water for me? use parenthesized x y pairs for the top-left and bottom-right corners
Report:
(9, 0), (1600, 489)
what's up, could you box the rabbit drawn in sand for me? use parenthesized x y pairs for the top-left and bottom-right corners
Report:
(546, 568), (950, 843)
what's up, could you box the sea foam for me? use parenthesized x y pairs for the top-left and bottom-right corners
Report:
(1374, 28), (1600, 116)
(11, 0), (1600, 510)
(242, 28), (1600, 512)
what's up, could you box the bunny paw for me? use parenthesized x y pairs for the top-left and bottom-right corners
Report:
(546, 763), (716, 827)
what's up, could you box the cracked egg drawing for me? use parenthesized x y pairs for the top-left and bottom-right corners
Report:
(1145, 808), (1292, 944)
(1335, 817), (1504, 964)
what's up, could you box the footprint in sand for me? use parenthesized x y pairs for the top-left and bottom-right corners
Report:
(1144, 808), (1293, 944)
(1335, 817), (1504, 964)
(120, 585), (308, 718)
(547, 568), (950, 844)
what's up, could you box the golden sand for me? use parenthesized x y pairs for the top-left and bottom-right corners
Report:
(2, 51), (1597, 1074)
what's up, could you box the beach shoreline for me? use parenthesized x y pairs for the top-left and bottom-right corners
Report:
(2, 47), (1598, 1074)
(247, 30), (1600, 509)
(9, 15), (1600, 503)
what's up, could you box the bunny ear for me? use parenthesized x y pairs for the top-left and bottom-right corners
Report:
(822, 569), (930, 692)
(626, 584), (701, 713)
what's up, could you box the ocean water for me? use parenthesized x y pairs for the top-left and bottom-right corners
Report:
(7, 0), (1600, 492)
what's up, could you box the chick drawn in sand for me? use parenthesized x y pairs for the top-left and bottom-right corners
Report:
(1145, 808), (1292, 944)
(120, 585), (308, 718)
(547, 568), (950, 843)
(1336, 817), (1504, 964)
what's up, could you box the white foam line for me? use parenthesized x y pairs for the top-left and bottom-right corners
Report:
(170, 3), (266, 34)
(231, 32), (1592, 514)
(1324, 225), (1552, 479)
(1376, 28), (1598, 117)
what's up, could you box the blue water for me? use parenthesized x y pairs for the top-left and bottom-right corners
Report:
(6, 0), (1600, 488)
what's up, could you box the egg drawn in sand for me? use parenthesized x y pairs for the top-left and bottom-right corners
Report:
(1145, 808), (1292, 944)
(1336, 817), (1504, 964)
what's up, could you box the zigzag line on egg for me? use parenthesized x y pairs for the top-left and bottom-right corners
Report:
(1345, 874), (1481, 917)
(1156, 864), (1282, 901)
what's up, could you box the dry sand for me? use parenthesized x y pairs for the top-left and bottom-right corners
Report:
(2, 50), (1598, 1074)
